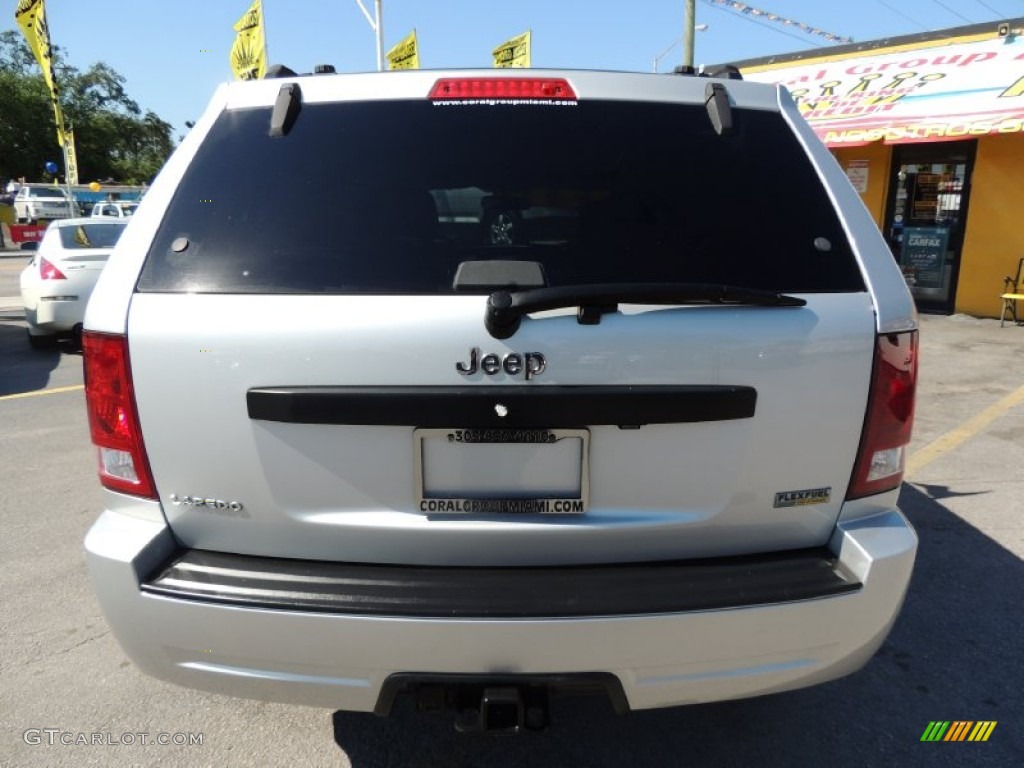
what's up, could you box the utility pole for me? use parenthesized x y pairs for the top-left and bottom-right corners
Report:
(683, 0), (696, 69)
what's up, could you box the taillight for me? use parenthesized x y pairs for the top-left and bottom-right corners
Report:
(83, 331), (157, 499)
(429, 77), (576, 101)
(40, 257), (67, 280)
(847, 330), (918, 499)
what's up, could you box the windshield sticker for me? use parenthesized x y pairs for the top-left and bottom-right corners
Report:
(774, 487), (832, 508)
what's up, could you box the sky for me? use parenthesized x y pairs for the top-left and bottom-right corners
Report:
(4, 0), (1023, 136)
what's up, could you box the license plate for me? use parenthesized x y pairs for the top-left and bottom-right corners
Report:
(414, 428), (589, 514)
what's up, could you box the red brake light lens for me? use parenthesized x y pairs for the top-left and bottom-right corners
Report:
(429, 77), (576, 101)
(83, 331), (157, 499)
(40, 257), (67, 280)
(847, 330), (918, 499)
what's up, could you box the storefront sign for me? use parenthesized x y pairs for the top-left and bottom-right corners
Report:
(845, 160), (869, 193)
(902, 226), (950, 288)
(8, 224), (46, 243)
(743, 31), (1024, 146)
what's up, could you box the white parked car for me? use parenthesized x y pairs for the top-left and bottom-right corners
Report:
(83, 68), (919, 732)
(91, 200), (139, 219)
(20, 217), (127, 348)
(12, 184), (79, 222)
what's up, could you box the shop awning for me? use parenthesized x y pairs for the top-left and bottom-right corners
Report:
(742, 29), (1024, 147)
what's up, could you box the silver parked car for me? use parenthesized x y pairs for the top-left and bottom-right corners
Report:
(12, 184), (79, 222)
(83, 69), (918, 731)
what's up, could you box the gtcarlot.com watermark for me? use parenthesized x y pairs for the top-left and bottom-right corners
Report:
(23, 729), (203, 747)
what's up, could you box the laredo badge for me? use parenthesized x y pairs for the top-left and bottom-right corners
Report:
(774, 487), (832, 508)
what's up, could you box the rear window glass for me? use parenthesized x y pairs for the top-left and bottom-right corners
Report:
(58, 222), (126, 249)
(139, 99), (865, 294)
(27, 187), (67, 198)
(95, 203), (137, 217)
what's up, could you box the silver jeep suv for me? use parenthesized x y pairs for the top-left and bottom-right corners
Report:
(84, 69), (918, 730)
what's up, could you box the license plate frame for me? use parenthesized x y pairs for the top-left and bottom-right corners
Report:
(413, 427), (590, 514)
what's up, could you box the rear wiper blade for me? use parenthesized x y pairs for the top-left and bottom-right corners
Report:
(484, 283), (806, 339)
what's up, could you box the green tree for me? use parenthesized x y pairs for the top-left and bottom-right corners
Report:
(0, 65), (54, 178)
(0, 29), (174, 184)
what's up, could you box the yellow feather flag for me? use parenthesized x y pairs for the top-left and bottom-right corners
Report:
(63, 128), (79, 185)
(230, 0), (267, 81)
(386, 30), (420, 70)
(492, 30), (531, 68)
(14, 0), (67, 147)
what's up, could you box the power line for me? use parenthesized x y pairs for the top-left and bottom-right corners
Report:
(703, 0), (850, 42)
(702, 1), (825, 47)
(871, 0), (930, 31)
(970, 0), (1009, 17)
(927, 0), (977, 24)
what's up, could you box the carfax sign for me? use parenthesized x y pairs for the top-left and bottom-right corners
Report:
(902, 227), (950, 288)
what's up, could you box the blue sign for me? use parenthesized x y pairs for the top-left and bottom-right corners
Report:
(902, 226), (949, 289)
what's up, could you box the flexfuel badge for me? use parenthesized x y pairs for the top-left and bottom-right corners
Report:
(774, 487), (832, 508)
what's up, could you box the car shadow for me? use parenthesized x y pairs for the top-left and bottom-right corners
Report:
(329, 484), (1022, 767)
(0, 320), (66, 396)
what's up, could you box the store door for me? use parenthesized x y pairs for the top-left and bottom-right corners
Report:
(883, 141), (976, 314)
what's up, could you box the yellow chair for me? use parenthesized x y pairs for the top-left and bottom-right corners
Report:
(1001, 257), (1024, 327)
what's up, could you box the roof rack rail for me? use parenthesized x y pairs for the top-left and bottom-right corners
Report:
(670, 64), (743, 80)
(703, 64), (743, 80)
(264, 64), (298, 79)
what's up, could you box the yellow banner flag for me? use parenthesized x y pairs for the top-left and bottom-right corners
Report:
(63, 128), (79, 185)
(15, 0), (67, 147)
(387, 30), (419, 70)
(230, 0), (267, 81)
(492, 30), (531, 68)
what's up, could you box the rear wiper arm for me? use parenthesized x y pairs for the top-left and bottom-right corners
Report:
(484, 283), (806, 339)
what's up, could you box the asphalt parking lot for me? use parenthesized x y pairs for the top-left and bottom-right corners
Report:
(1, 248), (1022, 766)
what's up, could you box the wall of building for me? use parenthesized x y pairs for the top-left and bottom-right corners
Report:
(958, 133), (1024, 318)
(833, 144), (892, 229)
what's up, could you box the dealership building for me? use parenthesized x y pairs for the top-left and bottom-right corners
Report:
(739, 18), (1024, 317)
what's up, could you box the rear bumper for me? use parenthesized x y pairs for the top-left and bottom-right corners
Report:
(24, 272), (98, 333)
(140, 546), (861, 617)
(85, 506), (916, 712)
(26, 296), (85, 333)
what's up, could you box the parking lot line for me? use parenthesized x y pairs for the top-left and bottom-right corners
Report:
(906, 383), (1024, 478)
(0, 384), (84, 402)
